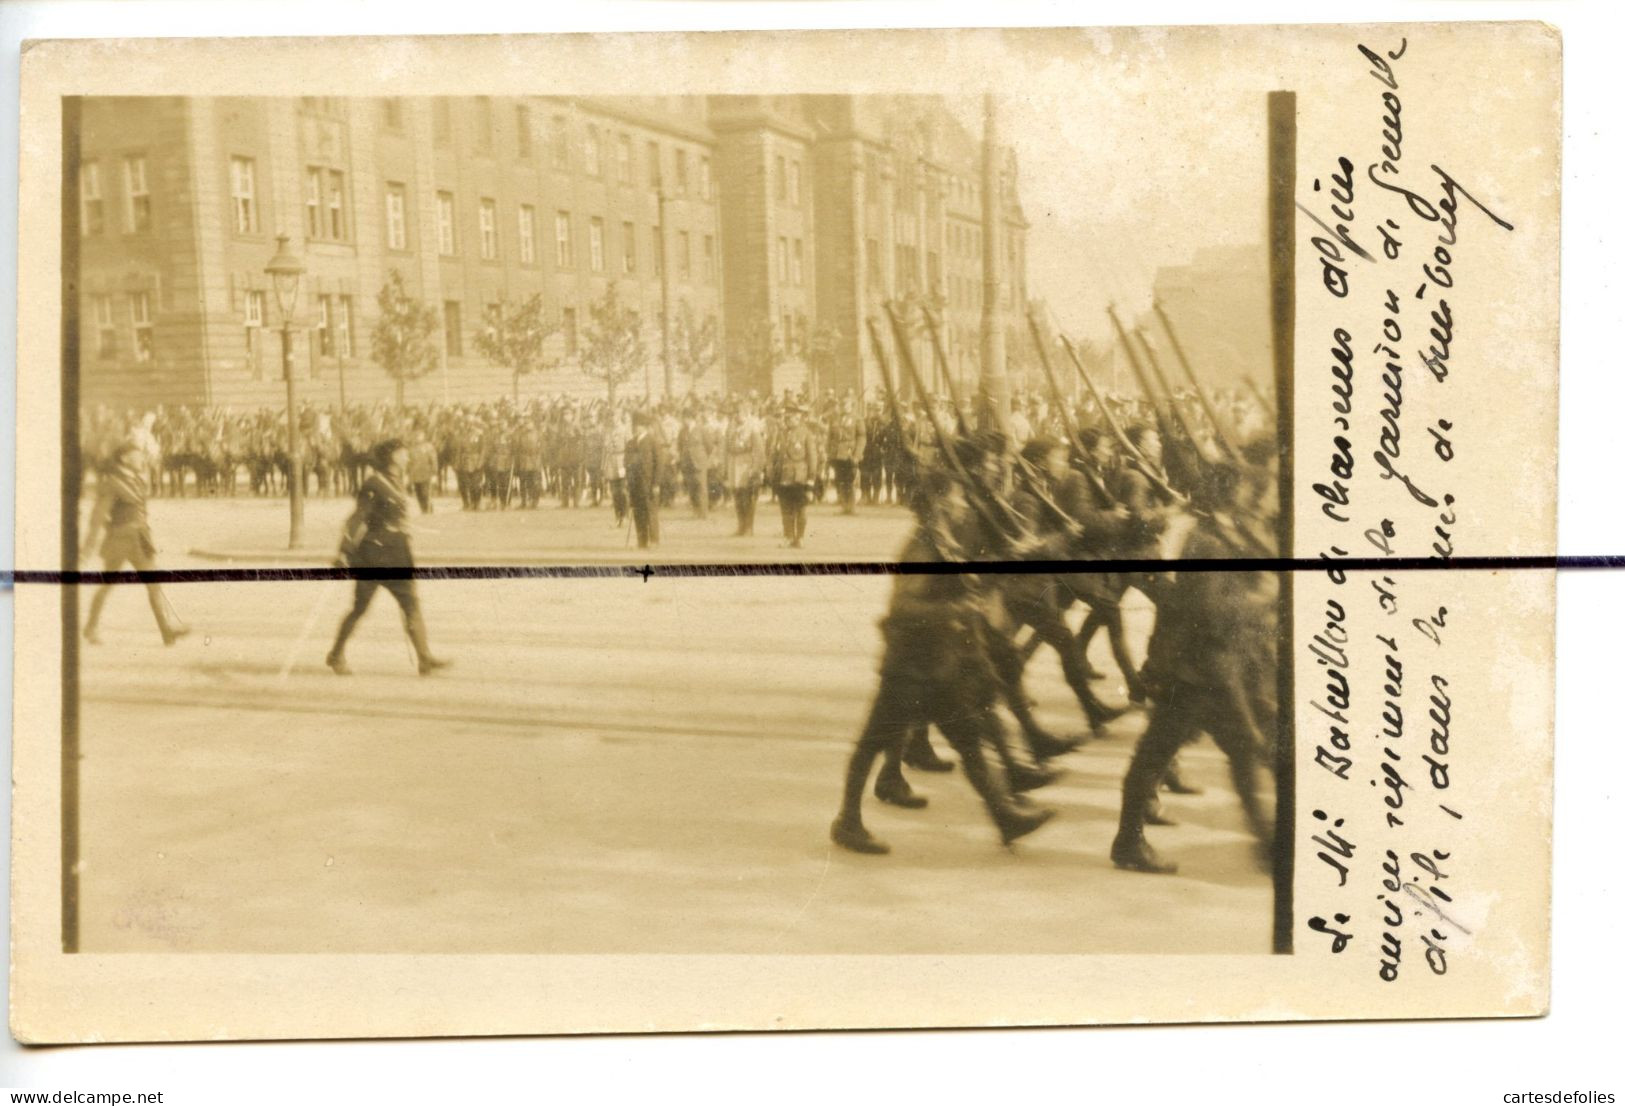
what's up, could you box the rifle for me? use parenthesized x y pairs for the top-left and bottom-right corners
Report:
(918, 305), (971, 435)
(1244, 373), (1277, 418)
(1133, 326), (1211, 464)
(1023, 310), (1115, 506)
(1153, 299), (1242, 463)
(1060, 325), (1187, 507)
(882, 304), (1032, 546)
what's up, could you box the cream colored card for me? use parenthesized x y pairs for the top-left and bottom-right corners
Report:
(10, 23), (1557, 1042)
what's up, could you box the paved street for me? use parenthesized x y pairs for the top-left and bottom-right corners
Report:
(73, 491), (1273, 954)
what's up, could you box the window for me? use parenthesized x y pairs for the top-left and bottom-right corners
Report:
(699, 156), (712, 201)
(516, 105), (532, 158)
(789, 160), (801, 207)
(678, 230), (691, 281)
(124, 156), (150, 233)
(305, 168), (323, 238)
(382, 97), (404, 130)
(651, 226), (663, 276)
(621, 221), (636, 275)
(244, 289), (263, 359)
(433, 98), (452, 144)
(584, 126), (601, 177)
(436, 192), (456, 255)
(518, 204), (537, 265)
(336, 296), (354, 358)
(326, 170), (346, 239)
(550, 115), (569, 169)
(80, 161), (103, 236)
(617, 134), (632, 185)
(384, 182), (407, 250)
(561, 307), (578, 358)
(778, 237), (789, 284)
(229, 157), (258, 235)
(475, 97), (494, 150)
(130, 292), (153, 362)
(674, 149), (688, 195)
(316, 295), (333, 357)
(479, 198), (498, 260)
(443, 300), (463, 357)
(793, 239), (804, 286)
(554, 211), (574, 268)
(702, 234), (715, 283)
(646, 140), (661, 189)
(92, 294), (115, 358)
(589, 217), (605, 273)
(775, 155), (787, 203)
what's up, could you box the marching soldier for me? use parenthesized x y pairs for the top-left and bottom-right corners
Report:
(80, 439), (191, 646)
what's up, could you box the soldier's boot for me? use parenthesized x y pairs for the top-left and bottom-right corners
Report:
(326, 611), (362, 676)
(832, 738), (891, 855)
(874, 766), (927, 809)
(1163, 758), (1204, 795)
(1110, 762), (1179, 874)
(83, 584), (113, 645)
(1053, 631), (1126, 732)
(149, 586), (190, 645)
(954, 732), (1056, 846)
(900, 726), (955, 773)
(403, 608), (450, 676)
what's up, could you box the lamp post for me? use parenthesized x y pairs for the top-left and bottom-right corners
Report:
(265, 233), (307, 548)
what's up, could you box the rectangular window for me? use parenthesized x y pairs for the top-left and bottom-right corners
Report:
(443, 300), (463, 357)
(92, 294), (116, 358)
(589, 216), (605, 273)
(647, 140), (661, 189)
(80, 161), (103, 236)
(229, 156), (257, 235)
(518, 204), (537, 265)
(479, 197), (498, 260)
(551, 115), (569, 169)
(555, 211), (574, 268)
(617, 134), (632, 185)
(562, 306), (578, 357)
(305, 168), (323, 238)
(674, 149), (688, 195)
(316, 295), (333, 357)
(516, 105), (532, 158)
(337, 296), (354, 358)
(775, 155), (787, 203)
(699, 156), (712, 201)
(793, 238), (804, 286)
(702, 234), (715, 282)
(244, 289), (263, 357)
(778, 237), (789, 284)
(678, 230), (691, 281)
(584, 126), (601, 177)
(621, 220), (636, 275)
(326, 170), (346, 239)
(433, 98), (452, 144)
(130, 291), (153, 362)
(124, 156), (150, 233)
(436, 191), (456, 255)
(475, 97), (494, 150)
(385, 182), (407, 250)
(382, 97), (404, 130)
(789, 160), (801, 206)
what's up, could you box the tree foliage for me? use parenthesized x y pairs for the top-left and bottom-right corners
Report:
(472, 292), (561, 401)
(670, 301), (720, 393)
(579, 281), (648, 403)
(371, 269), (441, 406)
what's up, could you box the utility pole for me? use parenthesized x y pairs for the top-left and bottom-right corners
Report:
(978, 92), (1010, 440)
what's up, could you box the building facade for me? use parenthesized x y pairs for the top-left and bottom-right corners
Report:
(74, 94), (1027, 411)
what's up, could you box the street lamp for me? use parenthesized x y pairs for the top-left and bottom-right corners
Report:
(265, 233), (306, 548)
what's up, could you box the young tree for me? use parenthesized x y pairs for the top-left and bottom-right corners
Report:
(371, 269), (441, 407)
(579, 281), (648, 405)
(727, 317), (785, 397)
(805, 319), (843, 397)
(670, 301), (720, 395)
(472, 292), (561, 402)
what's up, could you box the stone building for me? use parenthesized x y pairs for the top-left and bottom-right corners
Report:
(73, 94), (1028, 411)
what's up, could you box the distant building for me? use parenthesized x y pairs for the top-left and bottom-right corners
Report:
(73, 94), (1029, 411)
(1138, 244), (1270, 396)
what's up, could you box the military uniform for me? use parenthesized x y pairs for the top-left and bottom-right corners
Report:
(827, 406), (866, 514)
(515, 423), (543, 508)
(723, 413), (767, 536)
(80, 456), (188, 645)
(770, 413), (822, 548)
(624, 419), (666, 549)
(455, 422), (487, 509)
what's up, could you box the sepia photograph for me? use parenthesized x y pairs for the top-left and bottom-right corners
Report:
(8, 20), (1558, 1043)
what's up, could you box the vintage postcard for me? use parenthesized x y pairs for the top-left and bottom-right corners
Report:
(10, 22), (1557, 1041)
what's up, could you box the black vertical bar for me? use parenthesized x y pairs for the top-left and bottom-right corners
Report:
(1268, 90), (1296, 955)
(61, 95), (83, 952)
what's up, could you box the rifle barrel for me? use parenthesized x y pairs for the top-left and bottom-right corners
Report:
(1153, 300), (1242, 462)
